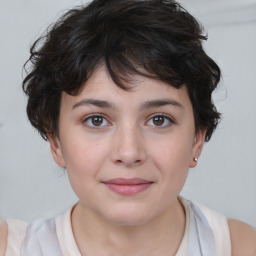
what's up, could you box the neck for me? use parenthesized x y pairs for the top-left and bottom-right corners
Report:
(71, 198), (185, 256)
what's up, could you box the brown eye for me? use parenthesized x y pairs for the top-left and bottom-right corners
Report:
(91, 116), (103, 126)
(153, 116), (165, 126)
(84, 115), (109, 128)
(146, 114), (173, 128)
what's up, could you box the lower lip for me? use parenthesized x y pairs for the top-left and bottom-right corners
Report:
(104, 183), (153, 195)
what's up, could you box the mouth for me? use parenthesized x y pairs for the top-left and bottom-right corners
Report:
(102, 178), (154, 196)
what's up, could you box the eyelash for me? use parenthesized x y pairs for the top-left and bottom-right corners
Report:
(82, 114), (111, 130)
(82, 113), (174, 130)
(145, 113), (174, 128)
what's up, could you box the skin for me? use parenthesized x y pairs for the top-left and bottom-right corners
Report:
(228, 219), (256, 256)
(0, 66), (255, 255)
(49, 65), (205, 255)
(0, 220), (255, 256)
(0, 221), (7, 256)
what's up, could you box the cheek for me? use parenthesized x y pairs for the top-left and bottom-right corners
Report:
(60, 136), (108, 177)
(61, 138), (109, 201)
(160, 147), (190, 195)
(149, 133), (193, 192)
(152, 136), (193, 168)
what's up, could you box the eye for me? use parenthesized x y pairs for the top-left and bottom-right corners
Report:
(146, 114), (174, 128)
(83, 115), (110, 128)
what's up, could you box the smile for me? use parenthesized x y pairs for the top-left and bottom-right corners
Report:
(102, 178), (154, 196)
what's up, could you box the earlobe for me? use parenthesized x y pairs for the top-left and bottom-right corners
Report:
(189, 130), (206, 168)
(47, 134), (66, 168)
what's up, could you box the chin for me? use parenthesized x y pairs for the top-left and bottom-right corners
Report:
(103, 206), (154, 226)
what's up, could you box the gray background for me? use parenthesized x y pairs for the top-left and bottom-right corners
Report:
(0, 0), (255, 226)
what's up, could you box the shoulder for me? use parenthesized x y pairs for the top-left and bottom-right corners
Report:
(0, 219), (27, 256)
(0, 220), (8, 256)
(228, 219), (256, 256)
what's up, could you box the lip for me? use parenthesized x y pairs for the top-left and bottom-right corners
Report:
(102, 178), (154, 195)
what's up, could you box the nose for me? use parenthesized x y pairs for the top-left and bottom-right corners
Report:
(110, 125), (147, 168)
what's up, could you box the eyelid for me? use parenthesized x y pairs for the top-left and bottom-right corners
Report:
(145, 113), (175, 127)
(82, 114), (112, 129)
(82, 113), (103, 121)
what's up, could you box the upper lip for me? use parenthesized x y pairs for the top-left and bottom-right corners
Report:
(103, 178), (153, 185)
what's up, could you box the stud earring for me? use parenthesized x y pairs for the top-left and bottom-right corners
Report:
(194, 158), (198, 162)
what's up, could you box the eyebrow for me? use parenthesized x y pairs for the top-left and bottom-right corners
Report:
(72, 99), (115, 110)
(72, 98), (183, 110)
(140, 99), (183, 110)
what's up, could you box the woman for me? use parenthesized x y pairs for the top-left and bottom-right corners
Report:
(1, 0), (256, 255)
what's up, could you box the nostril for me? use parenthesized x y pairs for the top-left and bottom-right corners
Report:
(111, 135), (147, 166)
(114, 158), (142, 166)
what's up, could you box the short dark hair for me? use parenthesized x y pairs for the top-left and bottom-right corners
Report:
(23, 0), (221, 142)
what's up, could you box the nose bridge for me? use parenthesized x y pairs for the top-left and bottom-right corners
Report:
(111, 121), (146, 167)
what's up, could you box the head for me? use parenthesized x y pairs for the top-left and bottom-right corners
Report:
(22, 0), (221, 224)
(23, 0), (221, 143)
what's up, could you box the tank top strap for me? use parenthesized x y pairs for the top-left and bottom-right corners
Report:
(5, 219), (27, 256)
(20, 218), (63, 256)
(192, 201), (232, 256)
(183, 198), (231, 256)
(18, 200), (231, 256)
(186, 200), (216, 256)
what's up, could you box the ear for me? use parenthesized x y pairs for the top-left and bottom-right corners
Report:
(189, 129), (206, 168)
(47, 133), (66, 168)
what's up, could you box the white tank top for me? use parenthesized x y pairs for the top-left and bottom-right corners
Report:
(5, 198), (231, 256)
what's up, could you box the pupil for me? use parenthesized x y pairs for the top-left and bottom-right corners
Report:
(92, 116), (103, 126)
(153, 116), (164, 126)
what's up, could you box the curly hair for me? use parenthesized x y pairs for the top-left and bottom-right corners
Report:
(23, 0), (221, 141)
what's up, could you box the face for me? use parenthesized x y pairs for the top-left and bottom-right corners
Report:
(49, 66), (205, 225)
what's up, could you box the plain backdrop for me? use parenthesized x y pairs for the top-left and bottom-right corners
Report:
(0, 0), (256, 227)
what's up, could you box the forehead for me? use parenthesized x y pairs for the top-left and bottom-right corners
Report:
(61, 66), (191, 109)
